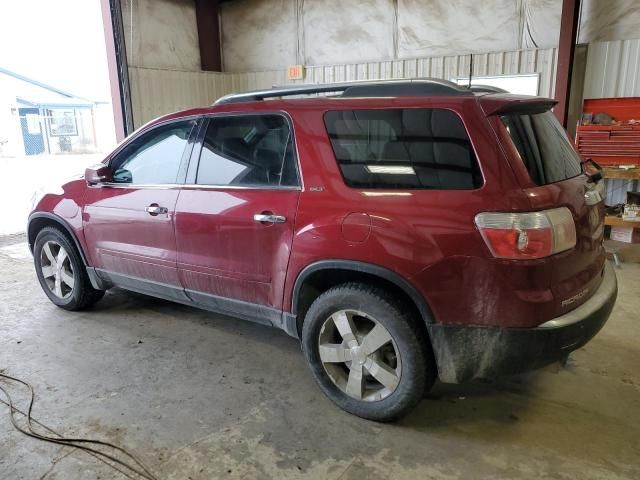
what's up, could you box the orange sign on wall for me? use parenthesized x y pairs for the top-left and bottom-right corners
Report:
(287, 65), (305, 80)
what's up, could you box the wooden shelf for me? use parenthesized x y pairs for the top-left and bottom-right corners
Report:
(605, 215), (640, 228)
(603, 167), (640, 180)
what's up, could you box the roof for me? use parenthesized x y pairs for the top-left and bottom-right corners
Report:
(0, 66), (95, 109)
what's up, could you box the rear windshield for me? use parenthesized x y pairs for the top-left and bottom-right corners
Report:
(500, 110), (582, 185)
(324, 108), (482, 189)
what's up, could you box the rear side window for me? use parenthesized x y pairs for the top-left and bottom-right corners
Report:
(196, 114), (298, 187)
(324, 109), (482, 189)
(500, 110), (582, 185)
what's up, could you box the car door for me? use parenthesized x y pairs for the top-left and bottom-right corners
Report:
(83, 118), (197, 301)
(174, 113), (301, 323)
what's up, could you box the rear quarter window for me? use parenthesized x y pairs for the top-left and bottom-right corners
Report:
(324, 108), (482, 190)
(500, 110), (582, 185)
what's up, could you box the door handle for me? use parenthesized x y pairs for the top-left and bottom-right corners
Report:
(145, 204), (168, 216)
(254, 213), (286, 223)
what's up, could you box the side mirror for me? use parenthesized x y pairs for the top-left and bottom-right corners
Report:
(85, 164), (113, 185)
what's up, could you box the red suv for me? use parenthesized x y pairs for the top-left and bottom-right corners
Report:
(29, 80), (617, 421)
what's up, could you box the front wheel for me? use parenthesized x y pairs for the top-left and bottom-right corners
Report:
(301, 283), (435, 421)
(34, 227), (104, 310)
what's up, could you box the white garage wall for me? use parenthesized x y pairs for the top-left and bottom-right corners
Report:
(122, 0), (640, 130)
(220, 0), (640, 73)
(220, 0), (298, 72)
(579, 0), (640, 44)
(397, 0), (523, 57)
(221, 0), (563, 71)
(302, 0), (396, 66)
(121, 0), (201, 71)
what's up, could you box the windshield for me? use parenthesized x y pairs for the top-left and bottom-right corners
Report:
(500, 110), (582, 185)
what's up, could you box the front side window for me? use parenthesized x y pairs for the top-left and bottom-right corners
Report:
(110, 120), (195, 184)
(196, 114), (298, 187)
(324, 108), (482, 189)
(500, 110), (582, 185)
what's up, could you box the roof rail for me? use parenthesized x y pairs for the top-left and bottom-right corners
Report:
(214, 78), (471, 105)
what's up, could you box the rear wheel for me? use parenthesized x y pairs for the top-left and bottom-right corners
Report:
(301, 283), (434, 421)
(34, 227), (104, 310)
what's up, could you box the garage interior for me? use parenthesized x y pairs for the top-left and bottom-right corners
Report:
(2, 0), (640, 479)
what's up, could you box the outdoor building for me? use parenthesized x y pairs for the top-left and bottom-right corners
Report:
(0, 67), (106, 156)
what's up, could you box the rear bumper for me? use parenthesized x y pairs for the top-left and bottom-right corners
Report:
(427, 261), (617, 383)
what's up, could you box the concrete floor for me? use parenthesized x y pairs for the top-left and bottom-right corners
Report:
(0, 237), (638, 480)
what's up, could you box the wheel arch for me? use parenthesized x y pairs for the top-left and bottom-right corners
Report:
(28, 212), (107, 290)
(291, 260), (435, 337)
(28, 212), (89, 265)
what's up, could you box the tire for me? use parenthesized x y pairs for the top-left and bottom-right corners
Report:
(301, 283), (435, 422)
(33, 226), (105, 311)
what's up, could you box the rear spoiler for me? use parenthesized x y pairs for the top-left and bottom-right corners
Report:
(479, 95), (557, 116)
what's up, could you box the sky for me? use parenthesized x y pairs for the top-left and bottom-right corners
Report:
(0, 0), (111, 102)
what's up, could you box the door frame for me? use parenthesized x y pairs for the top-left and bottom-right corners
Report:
(175, 111), (303, 323)
(101, 116), (202, 187)
(84, 116), (203, 300)
(184, 111), (303, 188)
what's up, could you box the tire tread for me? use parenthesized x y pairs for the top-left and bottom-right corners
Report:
(301, 282), (435, 422)
(34, 226), (104, 311)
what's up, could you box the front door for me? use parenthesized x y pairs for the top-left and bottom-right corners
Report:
(19, 108), (45, 155)
(174, 114), (300, 321)
(83, 119), (197, 301)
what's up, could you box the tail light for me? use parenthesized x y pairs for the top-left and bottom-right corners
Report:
(475, 207), (576, 259)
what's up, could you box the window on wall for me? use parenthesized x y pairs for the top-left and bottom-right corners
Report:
(324, 108), (482, 190)
(47, 109), (78, 137)
(196, 114), (298, 187)
(110, 120), (195, 184)
(453, 74), (540, 96)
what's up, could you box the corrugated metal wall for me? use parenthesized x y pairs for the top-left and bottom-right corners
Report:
(583, 39), (640, 205)
(128, 67), (249, 126)
(248, 48), (559, 96)
(584, 39), (640, 99)
(129, 47), (558, 127)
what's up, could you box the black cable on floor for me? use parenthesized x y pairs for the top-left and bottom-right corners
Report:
(0, 372), (159, 480)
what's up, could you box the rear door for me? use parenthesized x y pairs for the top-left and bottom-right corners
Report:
(83, 119), (197, 300)
(174, 113), (300, 320)
(495, 109), (606, 314)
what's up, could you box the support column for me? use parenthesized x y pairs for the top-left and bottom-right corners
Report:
(195, 0), (222, 71)
(554, 0), (581, 128)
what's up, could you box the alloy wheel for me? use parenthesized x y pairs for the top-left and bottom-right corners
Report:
(40, 241), (75, 299)
(318, 309), (401, 402)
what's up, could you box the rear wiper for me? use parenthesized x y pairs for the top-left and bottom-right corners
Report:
(581, 158), (603, 183)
